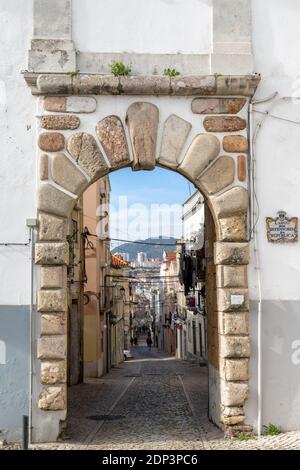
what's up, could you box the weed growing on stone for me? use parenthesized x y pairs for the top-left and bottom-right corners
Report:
(111, 62), (132, 76)
(163, 68), (180, 77)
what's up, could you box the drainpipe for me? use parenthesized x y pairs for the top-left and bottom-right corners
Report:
(26, 218), (38, 444)
(248, 92), (277, 436)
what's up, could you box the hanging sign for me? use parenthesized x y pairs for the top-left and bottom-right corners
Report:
(266, 211), (298, 243)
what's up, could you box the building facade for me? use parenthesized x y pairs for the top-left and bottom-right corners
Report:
(1, 0), (300, 442)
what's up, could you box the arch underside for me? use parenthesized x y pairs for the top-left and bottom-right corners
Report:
(34, 89), (252, 441)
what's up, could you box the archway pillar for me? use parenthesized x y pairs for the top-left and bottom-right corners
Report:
(214, 241), (250, 433)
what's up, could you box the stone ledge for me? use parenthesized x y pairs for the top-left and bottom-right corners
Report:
(23, 73), (260, 97)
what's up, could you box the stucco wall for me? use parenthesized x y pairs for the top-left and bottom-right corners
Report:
(72, 0), (212, 55)
(0, 306), (29, 442)
(246, 0), (300, 431)
(0, 0), (36, 306)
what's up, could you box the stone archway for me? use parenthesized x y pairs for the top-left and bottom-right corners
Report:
(32, 74), (258, 442)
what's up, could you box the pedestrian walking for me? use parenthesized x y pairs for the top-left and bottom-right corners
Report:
(146, 335), (153, 351)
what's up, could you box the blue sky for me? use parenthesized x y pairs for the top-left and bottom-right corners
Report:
(109, 167), (195, 245)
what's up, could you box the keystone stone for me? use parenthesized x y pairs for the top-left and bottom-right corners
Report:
(126, 102), (159, 170)
(159, 114), (192, 168)
(96, 116), (130, 170)
(178, 134), (220, 180)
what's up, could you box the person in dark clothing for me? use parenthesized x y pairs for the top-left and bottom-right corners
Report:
(130, 337), (134, 347)
(133, 336), (138, 346)
(146, 335), (153, 351)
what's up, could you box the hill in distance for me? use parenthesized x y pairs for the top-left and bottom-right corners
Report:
(111, 236), (177, 260)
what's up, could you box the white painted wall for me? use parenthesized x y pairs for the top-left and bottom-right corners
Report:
(0, 0), (36, 305)
(73, 0), (212, 55)
(246, 0), (300, 431)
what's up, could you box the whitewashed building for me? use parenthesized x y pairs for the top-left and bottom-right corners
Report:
(1, 0), (300, 442)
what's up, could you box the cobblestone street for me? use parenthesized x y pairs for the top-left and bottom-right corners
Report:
(12, 339), (297, 450)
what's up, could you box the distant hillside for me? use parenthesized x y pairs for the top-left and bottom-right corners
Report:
(111, 237), (177, 260)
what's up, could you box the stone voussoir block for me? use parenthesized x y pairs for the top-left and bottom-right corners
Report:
(192, 97), (246, 115)
(203, 116), (246, 133)
(67, 132), (109, 182)
(38, 385), (66, 410)
(158, 114), (192, 169)
(126, 102), (159, 171)
(41, 360), (67, 385)
(96, 116), (130, 170)
(214, 242), (249, 266)
(38, 183), (76, 218)
(37, 289), (68, 312)
(178, 134), (220, 181)
(220, 379), (249, 407)
(41, 115), (80, 130)
(51, 153), (89, 195)
(35, 242), (69, 266)
(41, 313), (67, 336)
(217, 287), (249, 312)
(38, 132), (65, 152)
(37, 335), (67, 360)
(38, 212), (67, 241)
(219, 335), (250, 359)
(198, 156), (234, 195)
(211, 186), (248, 219)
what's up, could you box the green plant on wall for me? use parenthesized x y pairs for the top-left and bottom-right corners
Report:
(110, 61), (132, 76)
(163, 68), (180, 77)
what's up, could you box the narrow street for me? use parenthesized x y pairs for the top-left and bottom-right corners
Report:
(28, 339), (300, 450)
(63, 337), (220, 450)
